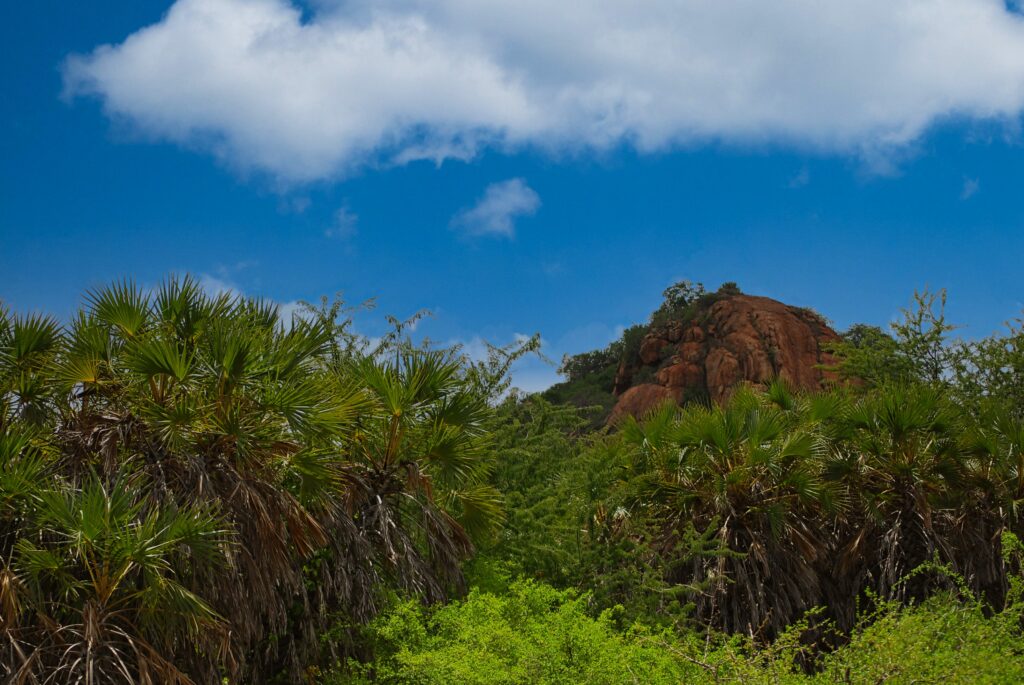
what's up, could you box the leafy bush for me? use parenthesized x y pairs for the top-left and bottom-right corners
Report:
(806, 592), (1024, 684)
(649, 280), (740, 330)
(322, 578), (1024, 684)
(8, 278), (1024, 682)
(542, 363), (618, 427)
(478, 397), (594, 585)
(323, 581), (701, 684)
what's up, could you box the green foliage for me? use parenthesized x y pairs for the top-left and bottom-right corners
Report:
(341, 347), (504, 597)
(612, 387), (845, 633)
(458, 333), (546, 401)
(478, 397), (594, 585)
(557, 348), (618, 384)
(322, 577), (1024, 684)
(471, 397), (718, 627)
(648, 280), (741, 330)
(546, 324), (649, 425)
(954, 311), (1024, 417)
(826, 323), (912, 385)
(12, 476), (227, 683)
(324, 581), (701, 685)
(541, 362), (618, 427)
(489, 378), (1024, 637)
(827, 287), (1024, 420)
(890, 289), (961, 384)
(826, 289), (962, 388)
(8, 278), (1024, 683)
(649, 280), (708, 329)
(807, 591), (1024, 683)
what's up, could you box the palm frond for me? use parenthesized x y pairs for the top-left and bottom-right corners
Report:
(85, 281), (151, 338)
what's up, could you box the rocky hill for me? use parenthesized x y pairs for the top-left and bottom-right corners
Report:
(543, 283), (840, 425)
(608, 294), (839, 422)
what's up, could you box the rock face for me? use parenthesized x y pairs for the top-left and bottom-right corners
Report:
(608, 295), (839, 424)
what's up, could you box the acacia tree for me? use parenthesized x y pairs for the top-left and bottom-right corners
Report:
(954, 312), (1024, 418)
(827, 289), (961, 388)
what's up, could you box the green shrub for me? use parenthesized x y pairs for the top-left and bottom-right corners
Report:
(808, 593), (1024, 684)
(323, 581), (703, 684)
(321, 578), (1024, 684)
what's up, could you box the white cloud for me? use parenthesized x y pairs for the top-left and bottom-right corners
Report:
(326, 205), (358, 239)
(64, 0), (1024, 181)
(961, 177), (981, 199)
(276, 299), (311, 326)
(450, 178), (540, 238)
(197, 272), (309, 327)
(197, 273), (240, 297)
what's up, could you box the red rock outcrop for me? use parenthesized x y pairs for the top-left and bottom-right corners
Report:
(607, 384), (679, 424)
(609, 294), (839, 423)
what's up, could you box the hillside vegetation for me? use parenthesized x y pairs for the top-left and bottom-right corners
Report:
(2, 277), (1024, 683)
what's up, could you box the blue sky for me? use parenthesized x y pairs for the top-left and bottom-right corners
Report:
(3, 1), (1024, 390)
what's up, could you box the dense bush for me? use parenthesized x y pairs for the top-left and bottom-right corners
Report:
(323, 576), (1024, 684)
(478, 397), (594, 585)
(326, 581), (695, 684)
(614, 381), (1024, 632)
(323, 284), (1024, 682)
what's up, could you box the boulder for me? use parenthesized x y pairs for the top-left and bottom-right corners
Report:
(607, 384), (678, 424)
(638, 336), (666, 365)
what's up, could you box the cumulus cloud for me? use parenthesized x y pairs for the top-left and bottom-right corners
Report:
(64, 0), (1024, 181)
(450, 178), (540, 238)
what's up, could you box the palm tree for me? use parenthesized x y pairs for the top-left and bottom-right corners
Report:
(42, 277), (369, 681)
(10, 476), (225, 684)
(1, 277), (521, 681)
(339, 349), (504, 603)
(0, 307), (63, 429)
(959, 404), (1024, 605)
(829, 385), (970, 607)
(965, 404), (1024, 530)
(1, 277), (509, 682)
(620, 388), (836, 636)
(0, 423), (52, 680)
